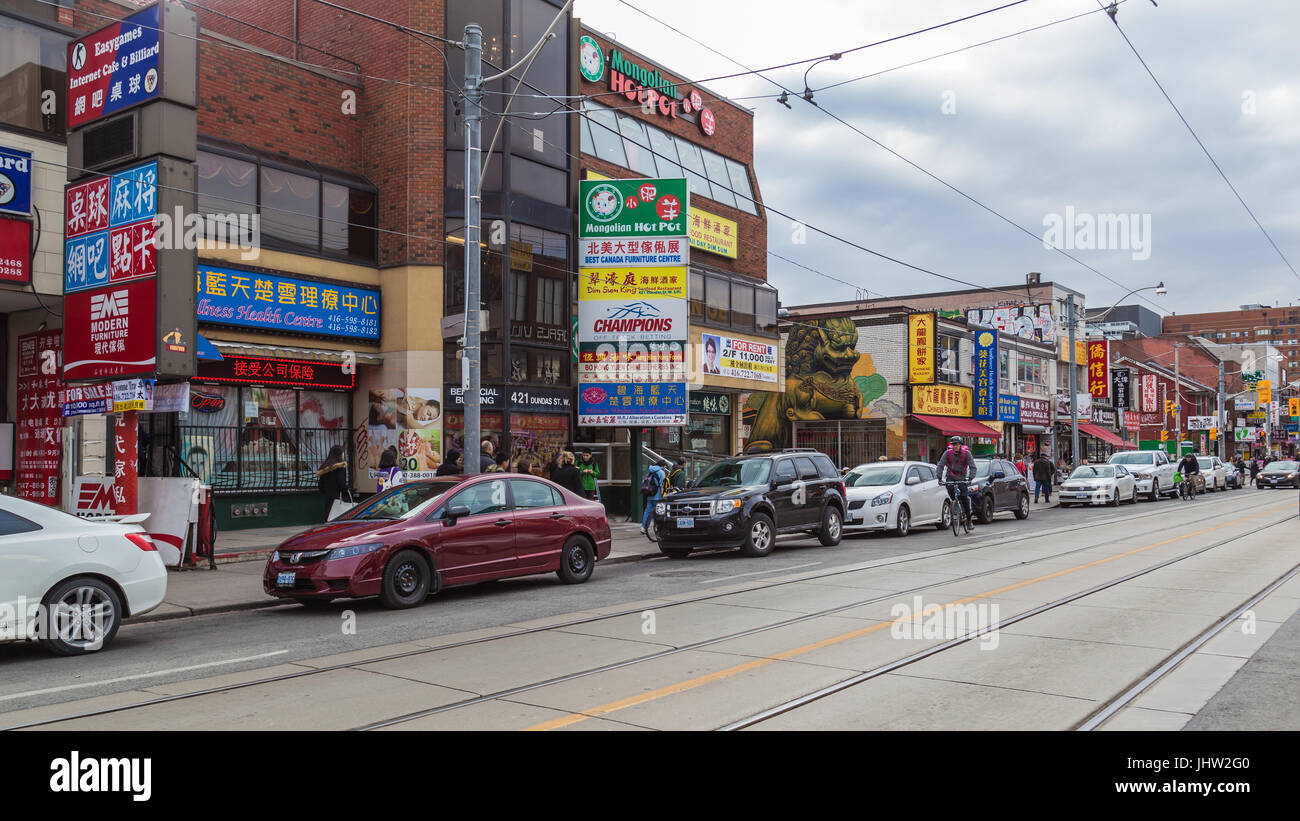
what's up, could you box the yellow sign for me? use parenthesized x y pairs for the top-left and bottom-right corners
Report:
(509, 240), (533, 272)
(1290, 397), (1299, 417)
(908, 313), (936, 384)
(688, 207), (738, 259)
(113, 399), (147, 412)
(1259, 380), (1271, 404)
(586, 170), (611, 181)
(912, 384), (972, 417)
(1058, 338), (1087, 363)
(577, 266), (688, 300)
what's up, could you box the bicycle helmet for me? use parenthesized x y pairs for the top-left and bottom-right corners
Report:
(948, 436), (964, 445)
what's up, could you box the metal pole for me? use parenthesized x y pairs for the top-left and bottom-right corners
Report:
(1174, 343), (1181, 455)
(463, 24), (483, 475)
(1217, 360), (1225, 460)
(1068, 295), (1079, 467)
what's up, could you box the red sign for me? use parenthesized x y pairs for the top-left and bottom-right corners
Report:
(196, 354), (355, 390)
(63, 279), (158, 381)
(1140, 373), (1158, 413)
(66, 3), (162, 129)
(0, 216), (31, 283)
(699, 107), (716, 137)
(1087, 339), (1109, 398)
(16, 331), (63, 506)
(65, 176), (110, 239)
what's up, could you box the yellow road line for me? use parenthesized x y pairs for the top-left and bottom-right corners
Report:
(525, 503), (1293, 731)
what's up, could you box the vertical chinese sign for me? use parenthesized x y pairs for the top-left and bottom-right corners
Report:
(973, 330), (998, 420)
(1111, 368), (1130, 409)
(908, 312), (935, 384)
(577, 177), (690, 426)
(1087, 339), (1109, 398)
(17, 331), (63, 506)
(1141, 373), (1157, 413)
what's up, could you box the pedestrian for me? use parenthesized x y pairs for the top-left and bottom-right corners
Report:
(640, 460), (668, 536)
(515, 454), (535, 475)
(316, 445), (349, 520)
(577, 448), (601, 501)
(376, 446), (403, 491)
(478, 438), (496, 473)
(666, 455), (688, 492)
(1032, 452), (1054, 503)
(1014, 452), (1027, 477)
(487, 452), (510, 473)
(1248, 456), (1260, 486)
(436, 448), (463, 476)
(551, 451), (583, 495)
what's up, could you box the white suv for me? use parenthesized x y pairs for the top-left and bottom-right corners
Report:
(1108, 450), (1176, 501)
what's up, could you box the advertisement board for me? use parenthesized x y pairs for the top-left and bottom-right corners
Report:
(0, 217), (30, 284)
(688, 207), (738, 258)
(578, 381), (687, 426)
(196, 264), (381, 341)
(997, 394), (1021, 423)
(908, 312), (936, 384)
(63, 278), (158, 381)
(66, 3), (162, 129)
(1020, 397), (1051, 426)
(974, 329), (998, 420)
(578, 298), (687, 343)
(16, 331), (62, 506)
(1141, 374), (1158, 413)
(1087, 339), (1109, 398)
(578, 237), (686, 267)
(1111, 368), (1131, 409)
(700, 334), (777, 384)
(578, 341), (685, 383)
(967, 303), (1056, 343)
(359, 388), (442, 481)
(0, 145), (33, 216)
(579, 178), (688, 240)
(64, 161), (158, 294)
(912, 385), (973, 417)
(577, 266), (687, 299)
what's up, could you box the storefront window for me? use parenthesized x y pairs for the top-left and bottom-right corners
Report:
(617, 114), (659, 177)
(584, 101), (627, 167)
(727, 158), (758, 215)
(0, 16), (67, 137)
(690, 273), (705, 322)
(1017, 355), (1046, 390)
(732, 280), (755, 332)
(999, 350), (1011, 391)
(260, 165), (320, 248)
(756, 288), (778, 335)
(938, 335), (962, 384)
(706, 275), (729, 325)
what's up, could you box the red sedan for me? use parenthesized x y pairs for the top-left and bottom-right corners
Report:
(263, 474), (612, 608)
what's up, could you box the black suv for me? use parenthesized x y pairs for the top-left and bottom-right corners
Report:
(651, 449), (847, 559)
(965, 458), (1031, 523)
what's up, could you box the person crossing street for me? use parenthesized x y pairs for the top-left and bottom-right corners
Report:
(1032, 452), (1054, 503)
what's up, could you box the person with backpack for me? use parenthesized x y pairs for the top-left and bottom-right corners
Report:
(936, 436), (977, 529)
(667, 455), (688, 492)
(1014, 453), (1028, 478)
(640, 461), (669, 536)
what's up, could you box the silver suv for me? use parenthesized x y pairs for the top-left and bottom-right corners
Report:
(1107, 450), (1176, 501)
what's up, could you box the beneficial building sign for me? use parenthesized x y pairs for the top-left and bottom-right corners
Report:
(913, 385), (972, 417)
(196, 265), (381, 341)
(578, 178), (689, 426)
(908, 312), (936, 384)
(66, 3), (162, 129)
(974, 330), (998, 420)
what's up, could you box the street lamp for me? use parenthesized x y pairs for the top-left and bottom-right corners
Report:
(801, 53), (842, 105)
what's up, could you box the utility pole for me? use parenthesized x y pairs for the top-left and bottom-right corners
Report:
(1068, 295), (1080, 466)
(1217, 360), (1225, 460)
(462, 24), (483, 475)
(1173, 342), (1181, 456)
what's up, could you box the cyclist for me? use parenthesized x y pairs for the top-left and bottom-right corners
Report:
(937, 436), (977, 529)
(1176, 450), (1201, 500)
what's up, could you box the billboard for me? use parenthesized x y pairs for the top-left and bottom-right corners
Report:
(700, 334), (777, 384)
(967, 303), (1056, 343)
(913, 385), (972, 417)
(196, 264), (381, 341)
(908, 312), (935, 384)
(578, 381), (687, 426)
(66, 3), (162, 129)
(1087, 339), (1109, 398)
(974, 329), (998, 420)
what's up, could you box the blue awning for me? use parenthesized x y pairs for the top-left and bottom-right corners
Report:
(196, 334), (222, 361)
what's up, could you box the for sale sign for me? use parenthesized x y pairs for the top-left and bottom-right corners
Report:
(66, 3), (162, 129)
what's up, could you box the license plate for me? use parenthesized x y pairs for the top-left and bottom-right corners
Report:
(276, 571), (296, 587)
(676, 517), (694, 529)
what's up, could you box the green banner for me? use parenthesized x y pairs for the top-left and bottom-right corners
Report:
(579, 178), (689, 239)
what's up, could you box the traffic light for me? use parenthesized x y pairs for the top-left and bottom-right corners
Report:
(1160, 430), (1169, 442)
(1164, 399), (1173, 415)
(1290, 397), (1299, 417)
(1210, 427), (1218, 441)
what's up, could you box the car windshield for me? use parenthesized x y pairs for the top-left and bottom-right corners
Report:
(1197, 458), (1215, 469)
(696, 458), (772, 487)
(1071, 466), (1115, 479)
(974, 460), (992, 478)
(1264, 461), (1298, 472)
(1109, 452), (1153, 465)
(341, 481), (457, 520)
(846, 466), (903, 486)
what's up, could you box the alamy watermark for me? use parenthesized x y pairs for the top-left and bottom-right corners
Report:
(0, 596), (111, 650)
(153, 207), (261, 260)
(1042, 206), (1151, 261)
(890, 595), (1000, 649)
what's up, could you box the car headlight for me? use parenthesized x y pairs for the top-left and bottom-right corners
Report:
(870, 492), (893, 507)
(327, 542), (385, 561)
(270, 550), (279, 562)
(712, 499), (742, 515)
(1289, 473), (1297, 479)
(655, 502), (666, 515)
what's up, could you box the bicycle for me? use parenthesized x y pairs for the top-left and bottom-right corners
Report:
(945, 481), (973, 536)
(1178, 472), (1199, 502)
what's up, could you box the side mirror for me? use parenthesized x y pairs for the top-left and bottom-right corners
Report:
(905, 476), (921, 486)
(443, 504), (471, 524)
(993, 471), (1006, 480)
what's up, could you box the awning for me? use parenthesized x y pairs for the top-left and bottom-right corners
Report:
(1078, 423), (1132, 448)
(196, 334), (222, 361)
(910, 414), (1001, 439)
(207, 340), (383, 365)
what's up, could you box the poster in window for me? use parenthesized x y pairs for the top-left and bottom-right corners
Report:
(358, 388), (442, 482)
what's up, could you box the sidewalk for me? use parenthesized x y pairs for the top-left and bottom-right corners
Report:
(142, 519), (663, 624)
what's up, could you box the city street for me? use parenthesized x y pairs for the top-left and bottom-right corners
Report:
(4, 487), (1295, 731)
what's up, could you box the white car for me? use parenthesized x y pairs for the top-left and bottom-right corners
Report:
(843, 461), (953, 536)
(0, 495), (166, 655)
(1108, 450), (1176, 501)
(1197, 456), (1228, 492)
(1058, 465), (1139, 507)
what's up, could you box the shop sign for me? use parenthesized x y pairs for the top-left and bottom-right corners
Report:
(1055, 392), (1092, 421)
(579, 381), (687, 426)
(579, 178), (688, 240)
(579, 239), (686, 268)
(689, 392), (731, 416)
(447, 384), (505, 411)
(1020, 397), (1051, 426)
(1233, 398), (1256, 411)
(912, 384), (972, 417)
(509, 323), (568, 344)
(1111, 368), (1130, 409)
(508, 386), (572, 413)
(16, 331), (62, 506)
(196, 264), (381, 342)
(997, 394), (1020, 423)
(73, 477), (116, 518)
(191, 391), (225, 413)
(688, 207), (737, 259)
(590, 46), (716, 138)
(197, 354), (355, 390)
(974, 330), (998, 420)
(112, 377), (154, 412)
(1087, 339), (1109, 398)
(1058, 338), (1087, 364)
(578, 298), (686, 343)
(577, 265), (687, 299)
(0, 145), (33, 216)
(64, 160), (158, 294)
(700, 334), (777, 384)
(967, 303), (1057, 343)
(67, 3), (162, 129)
(0, 217), (30, 284)
(360, 388), (442, 481)
(1093, 408), (1116, 425)
(1187, 415), (1215, 430)
(153, 382), (191, 413)
(1140, 373), (1158, 413)
(578, 341), (686, 382)
(63, 278), (157, 380)
(907, 312), (935, 384)
(508, 240), (533, 272)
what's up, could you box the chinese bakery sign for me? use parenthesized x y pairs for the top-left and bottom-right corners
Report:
(17, 331), (63, 506)
(66, 3), (162, 129)
(196, 265), (381, 342)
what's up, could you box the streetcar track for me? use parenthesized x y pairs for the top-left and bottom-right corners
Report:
(0, 490), (1278, 731)
(719, 514), (1297, 730)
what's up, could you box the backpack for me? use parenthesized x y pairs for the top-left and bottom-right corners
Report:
(640, 467), (661, 497)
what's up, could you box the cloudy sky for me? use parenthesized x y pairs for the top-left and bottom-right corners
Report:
(574, 0), (1300, 317)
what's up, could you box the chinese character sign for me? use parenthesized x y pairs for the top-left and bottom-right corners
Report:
(66, 4), (162, 129)
(908, 313), (935, 384)
(1141, 373), (1157, 413)
(1111, 367), (1131, 410)
(196, 265), (381, 341)
(64, 161), (158, 294)
(912, 385), (973, 417)
(1087, 340), (1109, 398)
(578, 381), (686, 426)
(973, 330), (998, 420)
(17, 331), (63, 506)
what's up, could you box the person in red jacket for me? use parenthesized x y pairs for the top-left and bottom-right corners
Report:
(1014, 453), (1028, 477)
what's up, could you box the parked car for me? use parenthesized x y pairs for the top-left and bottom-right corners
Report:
(1256, 460), (1300, 489)
(0, 495), (166, 655)
(1058, 465), (1138, 507)
(652, 449), (846, 558)
(965, 458), (1031, 523)
(842, 461), (952, 536)
(1108, 450), (1177, 501)
(1174, 470), (1207, 495)
(1197, 456), (1228, 492)
(264, 475), (612, 608)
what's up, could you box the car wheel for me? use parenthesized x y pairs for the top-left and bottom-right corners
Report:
(935, 499), (952, 530)
(40, 577), (123, 656)
(819, 506), (844, 546)
(1014, 493), (1030, 520)
(380, 549), (432, 609)
(977, 494), (994, 524)
(893, 505), (910, 537)
(741, 513), (776, 557)
(1129, 486), (1138, 504)
(556, 536), (595, 584)
(1148, 479), (1160, 502)
(660, 547), (692, 559)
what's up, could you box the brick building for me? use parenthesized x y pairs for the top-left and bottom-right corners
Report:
(1164, 305), (1300, 374)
